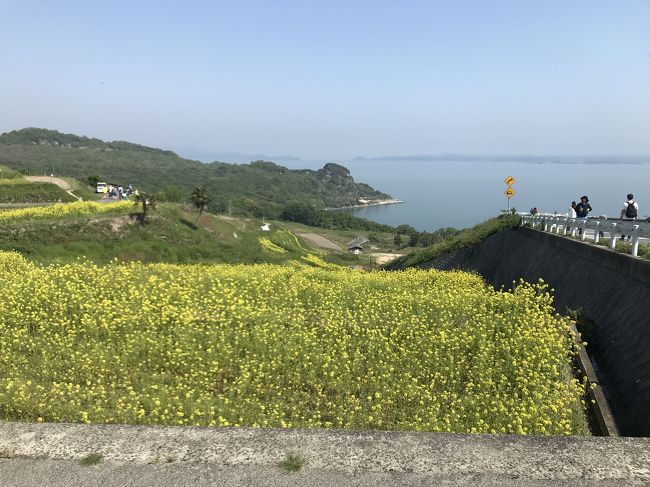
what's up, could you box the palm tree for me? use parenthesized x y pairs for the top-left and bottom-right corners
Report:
(134, 191), (156, 221)
(191, 186), (213, 223)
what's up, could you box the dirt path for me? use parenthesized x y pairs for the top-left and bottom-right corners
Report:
(25, 176), (83, 201)
(298, 233), (342, 251)
(25, 176), (71, 190)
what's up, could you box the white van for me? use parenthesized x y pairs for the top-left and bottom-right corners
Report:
(96, 182), (108, 193)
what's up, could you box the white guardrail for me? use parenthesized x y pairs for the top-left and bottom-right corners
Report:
(519, 213), (650, 257)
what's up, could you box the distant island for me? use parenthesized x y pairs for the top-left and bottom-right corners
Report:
(353, 154), (650, 165)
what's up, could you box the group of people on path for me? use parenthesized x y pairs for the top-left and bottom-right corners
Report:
(102, 184), (135, 200)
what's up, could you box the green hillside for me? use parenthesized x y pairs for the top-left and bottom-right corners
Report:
(0, 128), (390, 216)
(0, 164), (23, 179)
(0, 166), (77, 204)
(0, 202), (391, 266)
(0, 179), (76, 204)
(387, 214), (522, 268)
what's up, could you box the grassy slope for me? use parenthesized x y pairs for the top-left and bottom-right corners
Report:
(0, 165), (95, 203)
(388, 214), (521, 268)
(0, 203), (391, 266)
(61, 177), (101, 201)
(276, 219), (399, 251)
(0, 181), (76, 203)
(0, 165), (23, 179)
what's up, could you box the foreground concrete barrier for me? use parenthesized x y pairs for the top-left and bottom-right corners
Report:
(1, 422), (649, 486)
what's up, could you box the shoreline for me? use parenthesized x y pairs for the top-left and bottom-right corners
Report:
(325, 198), (404, 211)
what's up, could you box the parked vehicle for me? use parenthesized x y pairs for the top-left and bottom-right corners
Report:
(96, 182), (107, 193)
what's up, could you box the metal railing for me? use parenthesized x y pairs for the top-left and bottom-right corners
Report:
(520, 214), (650, 257)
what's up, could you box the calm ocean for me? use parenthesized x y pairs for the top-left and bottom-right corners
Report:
(275, 158), (650, 232)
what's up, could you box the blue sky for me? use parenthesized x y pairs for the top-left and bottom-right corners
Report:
(1, 0), (649, 158)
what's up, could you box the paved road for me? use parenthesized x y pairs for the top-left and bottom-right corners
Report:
(1, 422), (649, 486)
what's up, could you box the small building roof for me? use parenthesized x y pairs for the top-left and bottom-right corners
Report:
(347, 236), (368, 250)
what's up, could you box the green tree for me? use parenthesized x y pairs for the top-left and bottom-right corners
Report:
(160, 185), (184, 203)
(393, 233), (403, 246)
(396, 224), (417, 235)
(134, 191), (156, 221)
(87, 175), (101, 187)
(191, 186), (213, 223)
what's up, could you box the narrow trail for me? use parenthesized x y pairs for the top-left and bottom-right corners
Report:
(25, 176), (83, 201)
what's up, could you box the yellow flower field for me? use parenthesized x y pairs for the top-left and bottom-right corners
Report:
(0, 251), (586, 434)
(0, 201), (132, 224)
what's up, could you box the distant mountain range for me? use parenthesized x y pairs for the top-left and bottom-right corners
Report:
(174, 148), (650, 166)
(173, 148), (650, 166)
(353, 154), (650, 164)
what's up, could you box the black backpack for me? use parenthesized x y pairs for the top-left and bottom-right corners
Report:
(626, 202), (637, 219)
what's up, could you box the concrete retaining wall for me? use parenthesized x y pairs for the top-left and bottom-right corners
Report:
(420, 227), (650, 436)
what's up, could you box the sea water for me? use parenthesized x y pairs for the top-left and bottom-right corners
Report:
(275, 158), (650, 232)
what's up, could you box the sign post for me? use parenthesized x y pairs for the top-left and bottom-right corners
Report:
(504, 176), (516, 211)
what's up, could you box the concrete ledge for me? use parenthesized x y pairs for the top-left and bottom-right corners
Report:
(1, 422), (650, 486)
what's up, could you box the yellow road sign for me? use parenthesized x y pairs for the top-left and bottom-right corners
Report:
(504, 187), (516, 198)
(504, 176), (516, 186)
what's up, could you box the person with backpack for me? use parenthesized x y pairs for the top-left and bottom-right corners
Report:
(620, 193), (639, 241)
(574, 196), (592, 235)
(575, 196), (592, 218)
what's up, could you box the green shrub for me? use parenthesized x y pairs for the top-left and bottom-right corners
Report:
(390, 214), (521, 268)
(0, 165), (23, 179)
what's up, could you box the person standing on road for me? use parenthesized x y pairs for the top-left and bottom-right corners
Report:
(620, 193), (639, 241)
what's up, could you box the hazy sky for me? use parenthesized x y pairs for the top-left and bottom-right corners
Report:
(1, 0), (649, 159)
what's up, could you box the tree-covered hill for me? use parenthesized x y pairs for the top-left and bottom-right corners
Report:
(0, 128), (390, 216)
